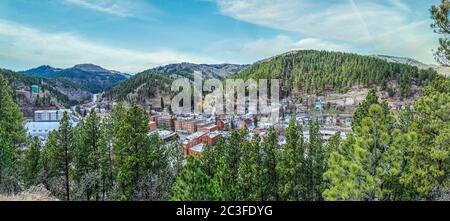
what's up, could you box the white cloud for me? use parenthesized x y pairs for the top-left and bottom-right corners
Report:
(215, 0), (439, 64)
(240, 35), (348, 58)
(388, 0), (410, 12)
(0, 20), (217, 73)
(65, 0), (134, 17)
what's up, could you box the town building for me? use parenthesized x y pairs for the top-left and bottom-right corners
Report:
(34, 109), (71, 122)
(26, 109), (79, 139)
(148, 130), (177, 143)
(148, 121), (157, 132)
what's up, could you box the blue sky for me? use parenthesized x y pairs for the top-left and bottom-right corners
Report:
(0, 0), (442, 73)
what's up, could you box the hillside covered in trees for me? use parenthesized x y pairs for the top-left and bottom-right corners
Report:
(0, 69), (91, 113)
(106, 50), (439, 105)
(233, 50), (438, 98)
(103, 70), (174, 103)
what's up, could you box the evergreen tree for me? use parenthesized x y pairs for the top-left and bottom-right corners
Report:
(216, 130), (246, 200)
(114, 104), (150, 200)
(23, 137), (42, 187)
(305, 121), (326, 201)
(399, 77), (450, 200)
(0, 74), (24, 193)
(352, 89), (379, 129)
(73, 109), (103, 200)
(0, 74), (25, 147)
(46, 112), (73, 200)
(324, 104), (398, 201)
(260, 128), (280, 201)
(0, 126), (19, 193)
(278, 116), (305, 201)
(431, 0), (450, 65)
(171, 156), (221, 201)
(237, 134), (263, 201)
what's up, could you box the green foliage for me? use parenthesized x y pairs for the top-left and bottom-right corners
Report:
(352, 89), (379, 129)
(278, 116), (305, 201)
(398, 77), (450, 200)
(104, 71), (173, 102)
(113, 104), (151, 200)
(72, 109), (105, 200)
(0, 73), (26, 146)
(22, 137), (42, 187)
(306, 121), (327, 201)
(0, 73), (24, 193)
(233, 50), (437, 97)
(45, 112), (73, 200)
(324, 103), (399, 201)
(171, 156), (221, 201)
(431, 0), (450, 65)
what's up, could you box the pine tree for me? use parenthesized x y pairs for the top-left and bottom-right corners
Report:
(237, 134), (263, 201)
(431, 0), (450, 65)
(399, 77), (450, 200)
(305, 120), (326, 201)
(114, 104), (150, 200)
(260, 128), (280, 201)
(73, 109), (103, 200)
(0, 74), (24, 193)
(0, 74), (25, 147)
(352, 89), (379, 129)
(23, 137), (42, 187)
(46, 112), (73, 200)
(278, 116), (305, 201)
(160, 97), (165, 110)
(171, 156), (221, 201)
(0, 126), (19, 193)
(323, 104), (397, 201)
(216, 130), (246, 200)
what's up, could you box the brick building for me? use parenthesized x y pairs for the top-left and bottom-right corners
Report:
(148, 121), (157, 132)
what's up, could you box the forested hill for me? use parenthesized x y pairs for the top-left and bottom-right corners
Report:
(232, 50), (438, 97)
(152, 63), (249, 80)
(21, 64), (128, 93)
(103, 70), (173, 103)
(0, 69), (91, 116)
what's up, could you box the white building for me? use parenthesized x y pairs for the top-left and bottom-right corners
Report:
(34, 109), (72, 122)
(26, 109), (79, 140)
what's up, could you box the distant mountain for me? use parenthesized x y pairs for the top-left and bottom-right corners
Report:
(152, 63), (249, 79)
(21, 64), (128, 93)
(21, 65), (63, 78)
(374, 55), (450, 77)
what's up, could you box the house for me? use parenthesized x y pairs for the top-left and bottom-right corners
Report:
(198, 124), (218, 133)
(239, 118), (253, 129)
(151, 130), (177, 142)
(315, 99), (325, 111)
(202, 131), (222, 146)
(188, 144), (205, 155)
(148, 121), (157, 132)
(156, 115), (173, 127)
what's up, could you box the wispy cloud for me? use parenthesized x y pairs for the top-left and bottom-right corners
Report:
(65, 0), (134, 17)
(215, 0), (439, 63)
(239, 35), (348, 58)
(0, 20), (217, 73)
(388, 0), (410, 12)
